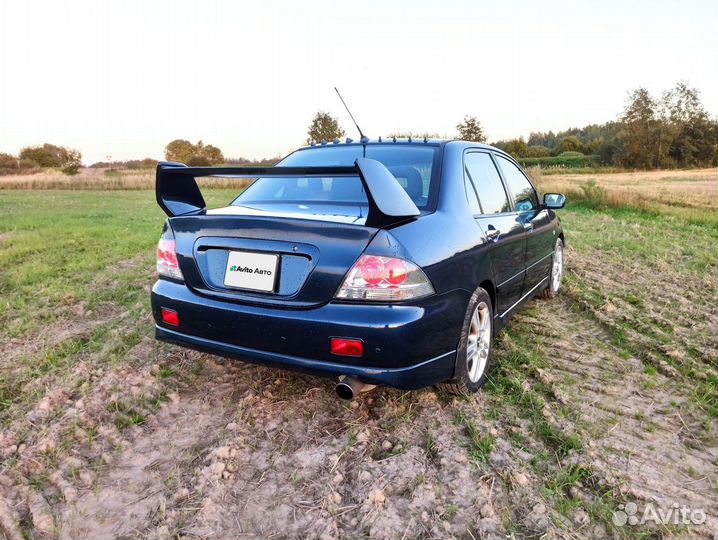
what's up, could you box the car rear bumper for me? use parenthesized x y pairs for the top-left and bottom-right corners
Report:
(156, 325), (456, 389)
(151, 279), (468, 390)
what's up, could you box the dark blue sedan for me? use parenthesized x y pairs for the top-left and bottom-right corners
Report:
(151, 140), (566, 398)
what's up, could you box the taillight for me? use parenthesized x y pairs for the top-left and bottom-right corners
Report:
(335, 255), (434, 301)
(156, 224), (184, 281)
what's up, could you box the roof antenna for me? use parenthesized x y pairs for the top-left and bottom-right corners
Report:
(334, 87), (368, 143)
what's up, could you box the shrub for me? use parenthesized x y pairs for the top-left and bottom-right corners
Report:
(18, 158), (40, 172)
(0, 153), (19, 173)
(125, 158), (158, 169)
(576, 180), (608, 208)
(526, 145), (551, 158)
(555, 136), (583, 154)
(187, 155), (211, 166)
(165, 140), (224, 165)
(18, 144), (82, 174)
(60, 148), (82, 175)
(19, 144), (65, 167)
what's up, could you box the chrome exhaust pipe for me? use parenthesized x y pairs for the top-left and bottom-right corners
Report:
(335, 376), (375, 400)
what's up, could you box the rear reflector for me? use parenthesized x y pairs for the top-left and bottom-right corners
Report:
(161, 308), (179, 326)
(331, 338), (363, 357)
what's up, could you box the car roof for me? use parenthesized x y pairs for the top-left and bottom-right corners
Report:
(295, 138), (503, 154)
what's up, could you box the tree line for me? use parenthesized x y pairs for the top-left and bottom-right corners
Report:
(0, 144), (82, 176)
(306, 82), (716, 170)
(304, 111), (487, 145)
(2, 81), (714, 176)
(493, 82), (717, 168)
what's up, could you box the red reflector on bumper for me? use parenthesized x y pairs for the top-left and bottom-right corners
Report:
(161, 308), (179, 326)
(331, 338), (363, 357)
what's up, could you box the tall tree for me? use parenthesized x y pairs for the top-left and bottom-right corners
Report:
(165, 139), (224, 165)
(664, 82), (717, 168)
(455, 115), (486, 143)
(165, 139), (195, 163)
(305, 112), (345, 145)
(19, 143), (66, 167)
(504, 138), (529, 158)
(617, 88), (662, 169)
(556, 136), (584, 154)
(60, 148), (82, 175)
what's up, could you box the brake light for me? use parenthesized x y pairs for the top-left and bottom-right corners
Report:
(335, 255), (434, 301)
(156, 224), (184, 281)
(331, 338), (363, 357)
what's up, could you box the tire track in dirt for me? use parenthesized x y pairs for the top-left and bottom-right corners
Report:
(3, 251), (716, 539)
(7, 343), (595, 540)
(517, 298), (718, 538)
(567, 243), (717, 372)
(50, 360), (517, 540)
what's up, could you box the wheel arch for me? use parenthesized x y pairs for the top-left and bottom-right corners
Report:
(478, 279), (496, 315)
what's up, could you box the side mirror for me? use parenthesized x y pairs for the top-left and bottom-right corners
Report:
(543, 193), (566, 209)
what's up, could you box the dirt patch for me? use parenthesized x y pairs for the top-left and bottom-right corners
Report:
(42, 359), (520, 540)
(1, 303), (120, 366)
(518, 300), (718, 538)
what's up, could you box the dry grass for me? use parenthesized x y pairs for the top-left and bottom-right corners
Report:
(4, 165), (717, 223)
(529, 167), (718, 222)
(0, 167), (251, 190)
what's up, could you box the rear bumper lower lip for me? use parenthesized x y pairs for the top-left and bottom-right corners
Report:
(155, 325), (455, 390)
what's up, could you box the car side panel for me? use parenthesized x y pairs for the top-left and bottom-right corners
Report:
(473, 214), (526, 313)
(523, 207), (555, 291)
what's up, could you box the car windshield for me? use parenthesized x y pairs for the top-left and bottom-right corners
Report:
(232, 144), (439, 210)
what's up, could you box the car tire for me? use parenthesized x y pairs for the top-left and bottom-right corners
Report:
(441, 286), (494, 395)
(539, 237), (564, 299)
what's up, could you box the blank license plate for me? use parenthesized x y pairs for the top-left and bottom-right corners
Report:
(223, 251), (278, 292)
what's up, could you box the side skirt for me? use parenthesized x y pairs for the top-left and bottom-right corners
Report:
(494, 276), (549, 331)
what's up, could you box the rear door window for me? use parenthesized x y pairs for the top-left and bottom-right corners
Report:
(463, 171), (482, 214)
(464, 152), (511, 214)
(495, 155), (539, 211)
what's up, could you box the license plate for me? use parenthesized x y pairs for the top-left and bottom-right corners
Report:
(223, 251), (278, 292)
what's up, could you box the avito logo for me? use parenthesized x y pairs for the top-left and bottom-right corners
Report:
(229, 265), (272, 275)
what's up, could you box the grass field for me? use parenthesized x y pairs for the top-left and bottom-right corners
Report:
(0, 171), (716, 539)
(531, 167), (717, 224)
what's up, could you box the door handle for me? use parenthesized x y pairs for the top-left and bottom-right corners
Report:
(485, 228), (500, 242)
(522, 222), (534, 232)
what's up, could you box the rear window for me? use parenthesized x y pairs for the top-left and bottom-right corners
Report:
(232, 145), (438, 210)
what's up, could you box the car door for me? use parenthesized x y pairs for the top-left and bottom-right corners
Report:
(494, 154), (554, 294)
(463, 150), (527, 314)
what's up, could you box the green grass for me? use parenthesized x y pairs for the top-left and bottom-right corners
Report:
(454, 410), (494, 463)
(0, 189), (237, 337)
(560, 202), (717, 273)
(0, 189), (239, 422)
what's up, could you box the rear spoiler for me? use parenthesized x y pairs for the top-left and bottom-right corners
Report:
(155, 157), (420, 227)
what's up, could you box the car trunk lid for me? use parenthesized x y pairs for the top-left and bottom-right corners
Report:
(169, 208), (378, 308)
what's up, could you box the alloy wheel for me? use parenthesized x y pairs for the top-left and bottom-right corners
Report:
(551, 241), (564, 293)
(467, 301), (491, 383)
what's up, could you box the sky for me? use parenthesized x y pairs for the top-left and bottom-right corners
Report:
(1, 0), (716, 164)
